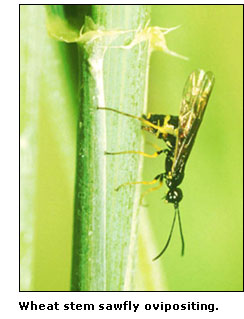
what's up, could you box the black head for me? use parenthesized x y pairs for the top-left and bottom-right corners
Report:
(165, 188), (183, 205)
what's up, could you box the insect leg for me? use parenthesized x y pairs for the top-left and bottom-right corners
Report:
(139, 174), (164, 205)
(105, 149), (164, 158)
(97, 107), (171, 135)
(105, 141), (168, 158)
(115, 177), (159, 192)
(145, 141), (163, 151)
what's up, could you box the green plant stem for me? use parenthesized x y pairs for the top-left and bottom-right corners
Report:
(20, 5), (46, 290)
(21, 4), (78, 291)
(71, 5), (151, 291)
(135, 208), (167, 290)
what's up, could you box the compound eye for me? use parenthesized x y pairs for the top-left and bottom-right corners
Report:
(166, 188), (183, 204)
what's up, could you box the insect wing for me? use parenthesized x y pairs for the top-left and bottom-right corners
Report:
(172, 70), (215, 174)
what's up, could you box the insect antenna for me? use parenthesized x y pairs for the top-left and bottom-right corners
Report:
(153, 207), (177, 261)
(175, 203), (185, 256)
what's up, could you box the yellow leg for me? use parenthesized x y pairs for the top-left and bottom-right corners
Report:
(115, 178), (158, 192)
(105, 150), (163, 158)
(145, 141), (162, 152)
(140, 179), (164, 205)
(97, 107), (170, 135)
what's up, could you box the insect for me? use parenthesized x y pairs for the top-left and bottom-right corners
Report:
(98, 69), (215, 260)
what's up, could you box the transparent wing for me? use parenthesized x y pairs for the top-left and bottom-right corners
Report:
(171, 70), (215, 175)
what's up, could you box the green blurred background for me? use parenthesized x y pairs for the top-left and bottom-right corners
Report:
(143, 5), (243, 291)
(21, 5), (243, 291)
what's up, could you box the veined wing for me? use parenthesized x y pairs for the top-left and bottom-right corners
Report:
(171, 70), (215, 175)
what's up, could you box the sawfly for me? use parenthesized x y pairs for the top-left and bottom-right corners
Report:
(98, 69), (215, 260)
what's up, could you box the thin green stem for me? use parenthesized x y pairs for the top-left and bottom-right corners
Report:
(71, 5), (151, 291)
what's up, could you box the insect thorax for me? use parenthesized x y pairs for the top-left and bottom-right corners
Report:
(142, 113), (179, 149)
